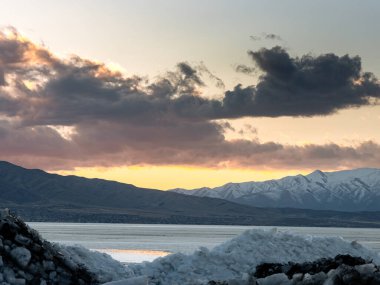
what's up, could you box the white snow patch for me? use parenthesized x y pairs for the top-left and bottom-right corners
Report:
(55, 229), (380, 284)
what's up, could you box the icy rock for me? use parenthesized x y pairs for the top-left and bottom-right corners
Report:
(49, 271), (57, 280)
(292, 273), (303, 282)
(3, 267), (16, 283)
(57, 275), (72, 285)
(255, 263), (284, 278)
(17, 270), (26, 278)
(24, 272), (33, 281)
(14, 234), (31, 246)
(13, 278), (26, 285)
(26, 262), (38, 275)
(355, 263), (376, 276)
(10, 247), (31, 268)
(322, 278), (335, 285)
(43, 250), (53, 260)
(42, 260), (55, 271)
(326, 269), (335, 278)
(340, 267), (361, 284)
(303, 272), (326, 283)
(32, 243), (42, 253)
(257, 273), (290, 285)
(370, 273), (380, 284)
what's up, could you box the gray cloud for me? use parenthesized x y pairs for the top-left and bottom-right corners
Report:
(223, 46), (380, 117)
(0, 28), (380, 171)
(263, 33), (282, 41)
(249, 33), (282, 41)
(250, 35), (261, 41)
(235, 64), (256, 75)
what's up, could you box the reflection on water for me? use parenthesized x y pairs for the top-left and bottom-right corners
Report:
(28, 223), (380, 263)
(94, 249), (170, 263)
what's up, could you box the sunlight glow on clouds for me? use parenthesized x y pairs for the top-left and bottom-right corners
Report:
(0, 27), (380, 188)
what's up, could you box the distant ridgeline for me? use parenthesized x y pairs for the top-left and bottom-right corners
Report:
(1, 161), (380, 226)
(172, 168), (380, 212)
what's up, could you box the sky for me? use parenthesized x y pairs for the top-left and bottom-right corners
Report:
(0, 0), (379, 189)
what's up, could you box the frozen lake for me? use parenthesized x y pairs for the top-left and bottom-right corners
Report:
(28, 223), (380, 263)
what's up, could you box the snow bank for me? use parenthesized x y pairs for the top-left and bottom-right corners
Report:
(50, 228), (380, 284)
(128, 228), (380, 285)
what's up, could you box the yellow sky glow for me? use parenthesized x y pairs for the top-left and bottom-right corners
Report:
(54, 165), (311, 190)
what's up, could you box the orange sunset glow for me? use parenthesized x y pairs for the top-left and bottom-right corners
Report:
(0, 1), (379, 190)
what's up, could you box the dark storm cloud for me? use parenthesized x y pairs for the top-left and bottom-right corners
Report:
(223, 46), (380, 117)
(1, 28), (380, 170)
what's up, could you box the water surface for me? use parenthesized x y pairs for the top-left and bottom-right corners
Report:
(28, 223), (380, 263)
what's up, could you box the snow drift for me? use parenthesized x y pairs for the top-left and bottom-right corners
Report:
(61, 228), (380, 284)
(128, 228), (380, 284)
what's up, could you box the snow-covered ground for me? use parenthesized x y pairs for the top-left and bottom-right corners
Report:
(59, 228), (380, 285)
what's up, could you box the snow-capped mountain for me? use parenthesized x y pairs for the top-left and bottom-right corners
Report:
(171, 168), (380, 212)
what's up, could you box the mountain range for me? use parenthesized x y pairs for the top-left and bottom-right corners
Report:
(171, 168), (380, 212)
(1, 161), (380, 227)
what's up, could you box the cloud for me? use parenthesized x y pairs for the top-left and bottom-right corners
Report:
(250, 35), (261, 41)
(263, 33), (282, 41)
(235, 64), (256, 75)
(223, 46), (380, 117)
(249, 33), (282, 41)
(0, 28), (380, 171)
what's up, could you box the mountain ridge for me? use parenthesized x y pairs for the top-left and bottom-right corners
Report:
(2, 161), (380, 227)
(171, 168), (380, 212)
